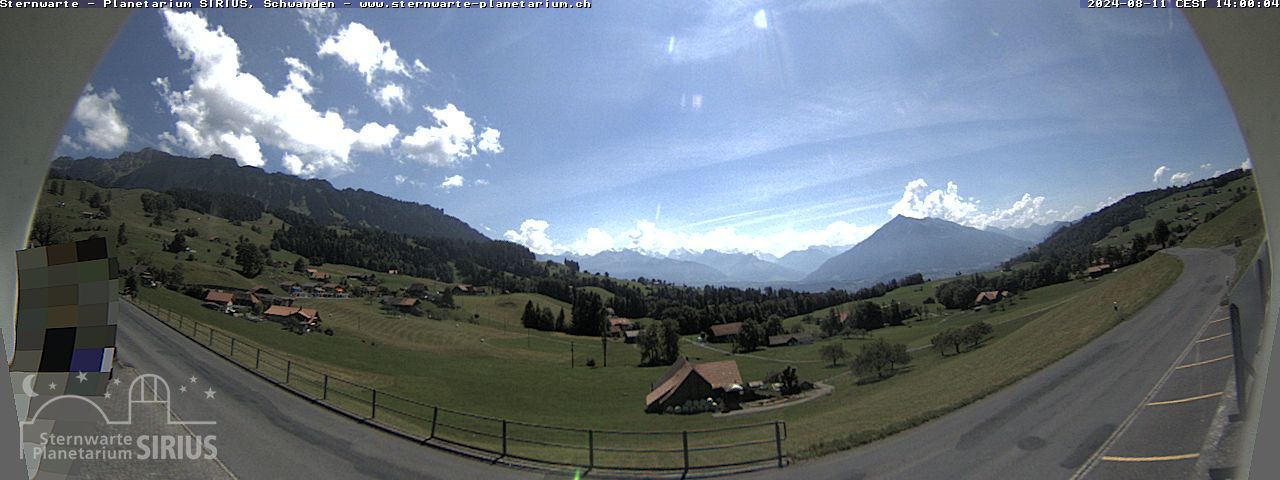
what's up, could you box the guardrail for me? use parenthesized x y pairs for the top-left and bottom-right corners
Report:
(127, 299), (787, 475)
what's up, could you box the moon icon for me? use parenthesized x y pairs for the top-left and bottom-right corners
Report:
(20, 374), (38, 398)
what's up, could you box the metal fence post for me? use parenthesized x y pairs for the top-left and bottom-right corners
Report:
(429, 406), (439, 439)
(775, 421), (784, 468)
(371, 389), (377, 419)
(588, 430), (594, 469)
(683, 431), (689, 472)
(255, 349), (261, 370)
(286, 360), (292, 383)
(502, 420), (508, 457)
(322, 374), (329, 400)
(208, 329), (214, 346)
(1230, 304), (1248, 418)
(230, 337), (236, 358)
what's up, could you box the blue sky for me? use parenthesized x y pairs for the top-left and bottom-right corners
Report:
(58, 2), (1249, 257)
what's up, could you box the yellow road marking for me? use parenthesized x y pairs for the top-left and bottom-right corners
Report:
(1101, 453), (1200, 462)
(1208, 316), (1230, 324)
(1176, 355), (1232, 370)
(1196, 332), (1231, 343)
(1147, 391), (1224, 406)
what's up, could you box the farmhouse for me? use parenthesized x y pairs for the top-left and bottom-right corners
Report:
(264, 305), (322, 333)
(644, 357), (744, 413)
(708, 322), (744, 343)
(452, 284), (480, 295)
(305, 268), (331, 281)
(623, 329), (642, 344)
(973, 290), (1010, 306)
(232, 291), (262, 309)
(608, 317), (635, 337)
(768, 333), (815, 348)
(386, 297), (420, 313)
(1086, 264), (1114, 279)
(203, 290), (234, 309)
(406, 283), (428, 298)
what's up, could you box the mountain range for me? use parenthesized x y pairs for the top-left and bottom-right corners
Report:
(51, 149), (486, 242)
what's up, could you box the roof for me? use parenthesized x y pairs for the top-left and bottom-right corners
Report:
(643, 359), (743, 411)
(692, 360), (743, 390)
(645, 362), (697, 409)
(204, 291), (234, 305)
(1086, 264), (1113, 274)
(609, 317), (633, 328)
(974, 291), (1008, 304)
(768, 333), (813, 347)
(264, 305), (320, 321)
(624, 330), (642, 339)
(454, 284), (473, 291)
(710, 322), (744, 337)
(394, 297), (419, 307)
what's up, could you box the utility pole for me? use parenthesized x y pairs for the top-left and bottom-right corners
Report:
(570, 342), (575, 368)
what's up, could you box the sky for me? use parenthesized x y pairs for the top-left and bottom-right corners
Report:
(58, 2), (1251, 258)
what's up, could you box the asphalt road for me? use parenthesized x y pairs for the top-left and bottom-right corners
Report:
(100, 299), (545, 480)
(741, 247), (1237, 480)
(76, 246), (1237, 479)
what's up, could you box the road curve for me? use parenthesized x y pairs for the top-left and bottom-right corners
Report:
(741, 247), (1235, 480)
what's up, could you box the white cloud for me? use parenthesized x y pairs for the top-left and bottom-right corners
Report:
(393, 174), (408, 185)
(59, 134), (82, 151)
(354, 122), (399, 151)
(283, 57), (314, 96)
(413, 59), (429, 73)
(439, 174), (464, 190)
(504, 219), (556, 254)
(71, 84), (129, 151)
(1242, 157), (1253, 171)
(888, 178), (1064, 230)
(1169, 171), (1191, 185)
(317, 22), (411, 84)
(400, 103), (502, 166)
(474, 178), (490, 186)
(1200, 163), (1213, 170)
(375, 83), (407, 110)
(503, 218), (879, 258)
(1152, 165), (1168, 183)
(156, 10), (377, 177)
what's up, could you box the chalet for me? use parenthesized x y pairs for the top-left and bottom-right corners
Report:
(452, 284), (480, 296)
(623, 329), (642, 344)
(250, 286), (274, 296)
(305, 268), (331, 281)
(203, 290), (234, 309)
(608, 317), (635, 337)
(973, 290), (1010, 306)
(264, 305), (322, 333)
(1086, 264), (1114, 279)
(708, 322), (744, 343)
(388, 297), (419, 313)
(644, 357), (744, 413)
(768, 333), (815, 348)
(387, 266), (400, 275)
(232, 291), (262, 309)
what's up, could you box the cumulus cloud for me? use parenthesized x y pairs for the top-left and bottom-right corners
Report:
(888, 178), (1066, 230)
(71, 84), (129, 151)
(393, 174), (408, 185)
(1152, 165), (1168, 184)
(354, 122), (399, 151)
(1200, 163), (1213, 171)
(318, 22), (411, 84)
(283, 57), (314, 95)
(1169, 171), (1191, 185)
(439, 174), (464, 190)
(155, 10), (379, 177)
(504, 218), (879, 258)
(401, 103), (503, 166)
(375, 83), (407, 110)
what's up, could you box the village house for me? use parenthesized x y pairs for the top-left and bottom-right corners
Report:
(973, 290), (1011, 307)
(623, 329), (642, 344)
(452, 284), (481, 296)
(708, 322), (744, 343)
(383, 296), (420, 313)
(1086, 264), (1114, 279)
(305, 268), (331, 281)
(203, 290), (235, 310)
(768, 333), (815, 348)
(644, 357), (744, 413)
(232, 291), (262, 309)
(608, 317), (635, 338)
(264, 305), (322, 333)
(406, 283), (428, 298)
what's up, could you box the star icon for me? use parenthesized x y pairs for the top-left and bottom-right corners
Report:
(189, 376), (198, 384)
(112, 378), (122, 386)
(203, 388), (216, 400)
(104, 392), (112, 399)
(179, 385), (188, 393)
(47, 382), (57, 391)
(75, 372), (88, 383)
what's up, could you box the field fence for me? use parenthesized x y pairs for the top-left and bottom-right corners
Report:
(127, 299), (787, 474)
